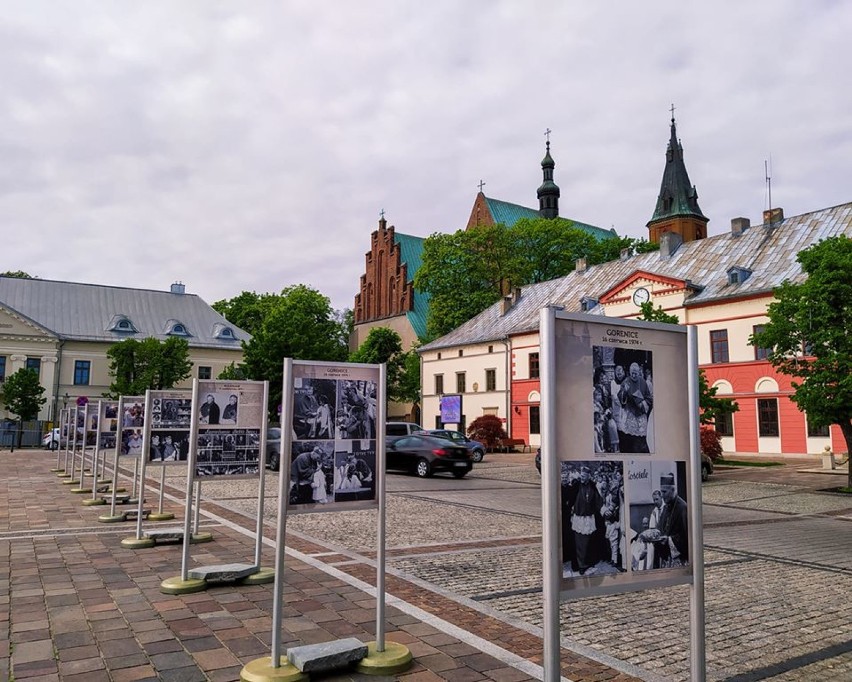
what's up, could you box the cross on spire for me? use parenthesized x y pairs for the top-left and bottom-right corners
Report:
(544, 128), (552, 143)
(379, 208), (385, 220)
(477, 179), (486, 192)
(670, 103), (676, 123)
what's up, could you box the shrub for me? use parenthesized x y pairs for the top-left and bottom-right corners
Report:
(700, 426), (723, 461)
(467, 415), (507, 449)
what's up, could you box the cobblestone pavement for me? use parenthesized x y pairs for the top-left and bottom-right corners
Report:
(212, 458), (852, 681)
(1, 452), (641, 682)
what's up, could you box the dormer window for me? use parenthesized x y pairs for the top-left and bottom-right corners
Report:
(727, 266), (752, 285)
(580, 296), (599, 312)
(107, 315), (138, 333)
(212, 323), (238, 340)
(164, 319), (191, 337)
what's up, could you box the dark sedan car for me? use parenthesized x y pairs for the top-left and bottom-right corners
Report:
(425, 429), (486, 462)
(387, 434), (472, 478)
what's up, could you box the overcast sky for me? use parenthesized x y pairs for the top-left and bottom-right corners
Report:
(2, 2), (850, 312)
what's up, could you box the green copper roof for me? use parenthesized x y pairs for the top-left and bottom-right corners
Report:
(484, 197), (541, 226)
(393, 232), (430, 340)
(484, 197), (616, 240)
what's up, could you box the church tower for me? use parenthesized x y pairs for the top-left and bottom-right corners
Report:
(537, 138), (560, 219)
(647, 115), (708, 244)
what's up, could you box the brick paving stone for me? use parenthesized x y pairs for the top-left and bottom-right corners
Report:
(192, 646), (242, 670)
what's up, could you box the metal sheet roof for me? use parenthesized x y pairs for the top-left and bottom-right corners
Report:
(0, 278), (250, 349)
(420, 201), (852, 350)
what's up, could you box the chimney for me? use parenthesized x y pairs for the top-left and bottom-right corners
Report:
(763, 207), (784, 225)
(512, 286), (522, 302)
(730, 217), (750, 236)
(659, 231), (683, 258)
(170, 282), (185, 295)
(576, 257), (587, 272)
(500, 295), (513, 315)
(619, 248), (631, 261)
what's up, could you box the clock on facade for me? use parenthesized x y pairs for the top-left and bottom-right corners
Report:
(632, 287), (651, 306)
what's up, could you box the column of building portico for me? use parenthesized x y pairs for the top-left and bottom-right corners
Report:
(40, 355), (59, 421)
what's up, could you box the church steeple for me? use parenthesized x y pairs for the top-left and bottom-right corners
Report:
(537, 130), (560, 219)
(647, 112), (708, 244)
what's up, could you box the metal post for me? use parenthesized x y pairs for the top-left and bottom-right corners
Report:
(687, 326), (707, 681)
(270, 359), (295, 668)
(69, 406), (79, 478)
(157, 465), (166, 515)
(134, 391), (153, 541)
(540, 308), (562, 681)
(78, 404), (89, 489)
(181, 379), (200, 581)
(91, 401), (102, 501)
(375, 363), (387, 652)
(108, 397), (126, 518)
(132, 457), (138, 499)
(193, 480), (201, 535)
(254, 381), (270, 568)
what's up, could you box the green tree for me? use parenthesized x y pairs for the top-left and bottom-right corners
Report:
(751, 235), (852, 486)
(106, 337), (193, 397)
(0, 270), (34, 278)
(0, 368), (46, 449)
(241, 285), (349, 412)
(349, 327), (420, 404)
(212, 291), (282, 336)
(416, 218), (659, 338)
(638, 301), (738, 426)
(415, 227), (513, 338)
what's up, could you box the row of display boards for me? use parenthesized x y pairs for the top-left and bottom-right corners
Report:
(48, 313), (707, 682)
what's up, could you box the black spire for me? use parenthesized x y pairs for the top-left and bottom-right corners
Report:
(537, 135), (560, 219)
(649, 116), (706, 223)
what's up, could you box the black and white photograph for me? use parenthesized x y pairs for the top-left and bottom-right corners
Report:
(292, 378), (337, 440)
(195, 428), (261, 476)
(100, 433), (117, 451)
(561, 460), (626, 578)
(197, 391), (239, 425)
(333, 440), (376, 503)
(151, 397), (192, 429)
(121, 429), (144, 456)
(147, 430), (190, 463)
(592, 346), (654, 454)
(336, 379), (376, 439)
(122, 401), (144, 428)
(288, 440), (335, 506)
(627, 461), (689, 571)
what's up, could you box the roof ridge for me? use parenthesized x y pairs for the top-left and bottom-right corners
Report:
(0, 275), (199, 297)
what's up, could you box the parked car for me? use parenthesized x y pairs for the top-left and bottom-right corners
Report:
(535, 448), (541, 473)
(386, 434), (472, 478)
(425, 429), (486, 463)
(266, 427), (282, 471)
(43, 428), (61, 450)
(701, 453), (714, 481)
(386, 421), (424, 443)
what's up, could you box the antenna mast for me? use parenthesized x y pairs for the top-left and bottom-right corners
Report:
(765, 158), (773, 225)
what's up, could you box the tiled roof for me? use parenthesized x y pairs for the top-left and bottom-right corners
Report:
(484, 196), (617, 241)
(0, 277), (249, 349)
(393, 232), (430, 340)
(420, 201), (852, 351)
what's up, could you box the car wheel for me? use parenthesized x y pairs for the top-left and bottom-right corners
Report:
(48, 440), (58, 451)
(452, 470), (469, 479)
(701, 463), (710, 482)
(471, 449), (484, 463)
(269, 452), (280, 471)
(415, 458), (432, 478)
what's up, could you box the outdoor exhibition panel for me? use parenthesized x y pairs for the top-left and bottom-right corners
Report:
(539, 309), (705, 682)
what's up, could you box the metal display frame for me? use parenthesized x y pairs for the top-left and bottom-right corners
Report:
(540, 308), (706, 681)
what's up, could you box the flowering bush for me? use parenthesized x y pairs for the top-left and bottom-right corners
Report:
(700, 426), (723, 461)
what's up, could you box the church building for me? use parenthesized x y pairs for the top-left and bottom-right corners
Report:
(418, 117), (850, 456)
